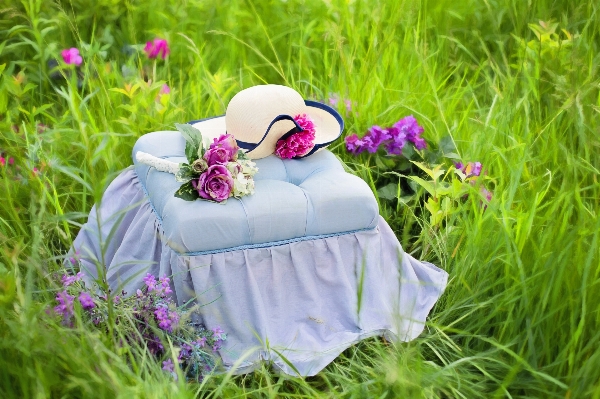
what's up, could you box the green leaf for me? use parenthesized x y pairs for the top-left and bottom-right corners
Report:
(402, 143), (416, 160)
(411, 161), (445, 181)
(439, 135), (457, 154)
(175, 164), (197, 183)
(375, 155), (388, 171)
(443, 152), (461, 160)
(408, 175), (436, 196)
(175, 123), (203, 163)
(237, 150), (249, 160)
(174, 181), (199, 201)
(377, 183), (399, 201)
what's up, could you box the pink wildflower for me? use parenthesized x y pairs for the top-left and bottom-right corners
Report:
(61, 48), (83, 66)
(144, 38), (170, 59)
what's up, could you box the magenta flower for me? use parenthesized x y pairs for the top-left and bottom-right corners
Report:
(192, 165), (234, 202)
(159, 84), (170, 95)
(206, 134), (238, 164)
(345, 133), (367, 154)
(0, 157), (5, 167)
(294, 114), (316, 136)
(275, 130), (315, 159)
(274, 114), (316, 159)
(78, 292), (95, 310)
(61, 48), (83, 66)
(144, 38), (170, 59)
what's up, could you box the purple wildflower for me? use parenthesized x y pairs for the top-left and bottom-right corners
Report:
(159, 276), (172, 296)
(385, 125), (408, 155)
(212, 326), (226, 341)
(143, 273), (157, 291)
(78, 292), (95, 310)
(345, 133), (367, 154)
(61, 272), (83, 287)
(162, 358), (175, 372)
(328, 93), (339, 107)
(212, 340), (223, 352)
(54, 290), (75, 321)
(481, 187), (493, 202)
(470, 162), (482, 177)
(454, 162), (464, 171)
(393, 115), (426, 150)
(363, 125), (391, 153)
(196, 337), (207, 348)
(344, 99), (352, 112)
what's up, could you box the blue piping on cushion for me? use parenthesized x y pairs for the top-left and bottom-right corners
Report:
(183, 226), (377, 256)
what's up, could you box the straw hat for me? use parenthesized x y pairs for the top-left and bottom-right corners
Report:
(189, 85), (344, 159)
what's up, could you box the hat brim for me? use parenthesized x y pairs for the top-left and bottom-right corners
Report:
(189, 100), (343, 159)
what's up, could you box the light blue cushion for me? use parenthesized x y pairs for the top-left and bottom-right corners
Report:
(132, 131), (379, 254)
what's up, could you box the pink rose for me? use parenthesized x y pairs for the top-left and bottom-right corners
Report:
(204, 147), (231, 166)
(192, 165), (233, 202)
(144, 38), (170, 60)
(209, 134), (238, 161)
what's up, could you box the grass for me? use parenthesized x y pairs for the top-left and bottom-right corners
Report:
(1, 0), (599, 397)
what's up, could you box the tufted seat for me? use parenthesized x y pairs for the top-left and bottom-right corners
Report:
(132, 131), (379, 254)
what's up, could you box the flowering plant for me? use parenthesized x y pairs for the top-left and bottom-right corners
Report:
(345, 115), (494, 227)
(274, 113), (316, 159)
(51, 270), (226, 382)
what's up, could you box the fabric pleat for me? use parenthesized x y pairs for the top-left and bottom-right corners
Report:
(71, 168), (448, 376)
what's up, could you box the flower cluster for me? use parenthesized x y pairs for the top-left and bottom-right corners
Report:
(274, 114), (316, 159)
(173, 124), (257, 203)
(51, 270), (225, 381)
(345, 115), (426, 155)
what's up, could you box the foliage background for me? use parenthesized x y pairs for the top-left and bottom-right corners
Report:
(1, 0), (599, 397)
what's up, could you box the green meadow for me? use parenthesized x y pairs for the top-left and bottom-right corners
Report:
(1, 0), (599, 397)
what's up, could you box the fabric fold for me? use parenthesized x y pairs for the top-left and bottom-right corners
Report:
(70, 168), (448, 376)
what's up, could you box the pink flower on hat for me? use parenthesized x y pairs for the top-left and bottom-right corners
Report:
(144, 38), (170, 59)
(61, 48), (83, 66)
(274, 114), (316, 159)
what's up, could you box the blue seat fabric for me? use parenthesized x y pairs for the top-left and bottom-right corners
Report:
(132, 131), (379, 254)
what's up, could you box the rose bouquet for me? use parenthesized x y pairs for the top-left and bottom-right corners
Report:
(136, 124), (257, 203)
